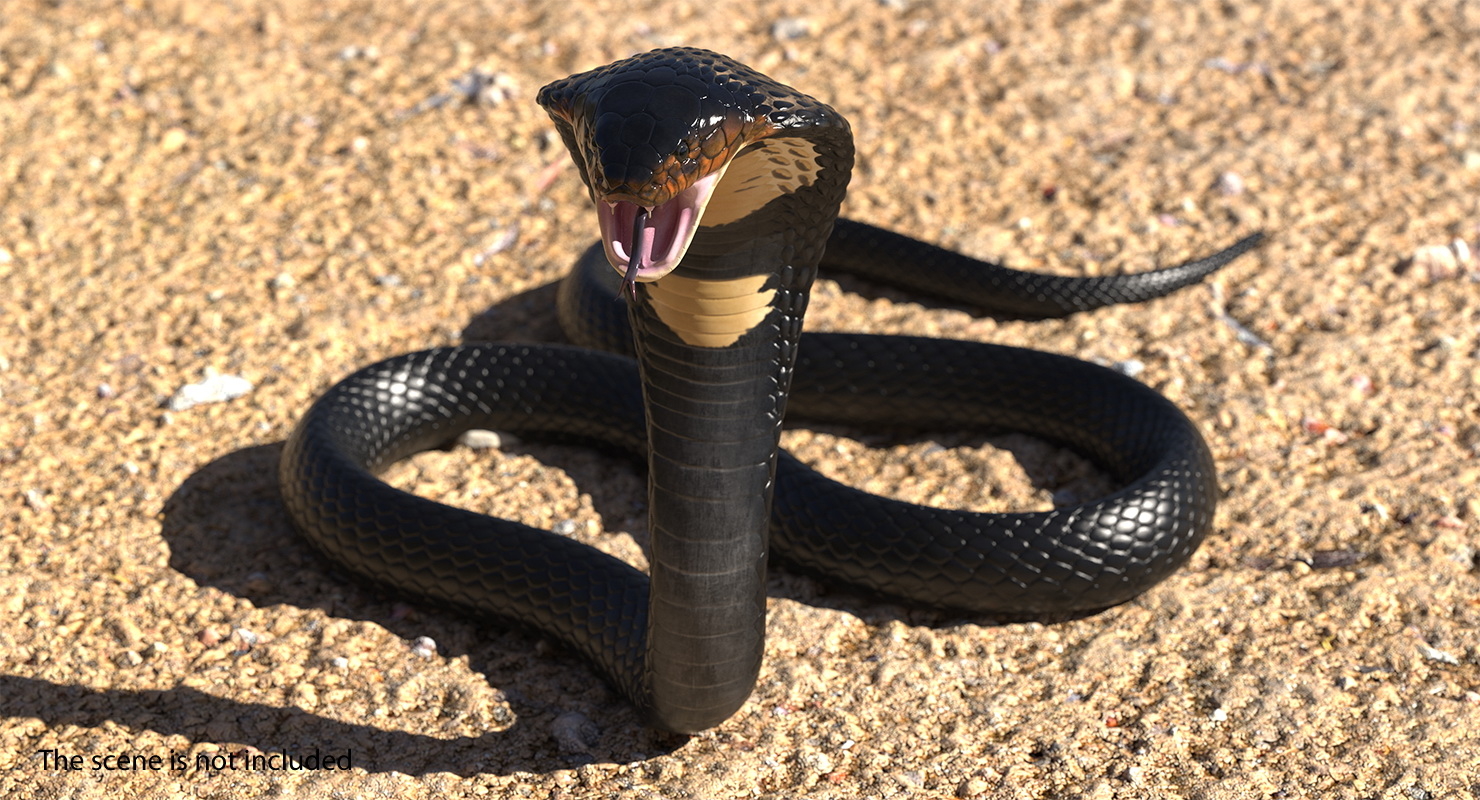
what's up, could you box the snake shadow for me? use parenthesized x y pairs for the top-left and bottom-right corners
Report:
(152, 274), (1121, 774)
(159, 443), (689, 775)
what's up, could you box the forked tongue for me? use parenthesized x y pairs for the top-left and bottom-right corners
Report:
(599, 170), (722, 294)
(621, 206), (650, 300)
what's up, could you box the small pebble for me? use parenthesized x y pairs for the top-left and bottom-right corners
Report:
(551, 711), (598, 754)
(796, 750), (833, 774)
(458, 429), (506, 449)
(231, 628), (259, 653)
(111, 617), (143, 646)
(1304, 549), (1365, 569)
(241, 572), (273, 594)
(449, 69), (519, 106)
(410, 635), (438, 657)
(159, 127), (188, 153)
(338, 44), (380, 60)
(771, 17), (813, 40)
(1205, 57), (1245, 74)
(959, 777), (991, 797)
(1452, 238), (1472, 266)
(1218, 170), (1246, 195)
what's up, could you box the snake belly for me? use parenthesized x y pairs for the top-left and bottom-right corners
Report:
(279, 48), (1263, 733)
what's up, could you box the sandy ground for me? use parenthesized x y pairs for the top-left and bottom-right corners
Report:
(3, 0), (1479, 797)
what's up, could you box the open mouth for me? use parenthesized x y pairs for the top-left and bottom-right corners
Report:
(595, 170), (723, 287)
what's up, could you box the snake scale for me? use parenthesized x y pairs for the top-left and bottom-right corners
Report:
(280, 48), (1263, 732)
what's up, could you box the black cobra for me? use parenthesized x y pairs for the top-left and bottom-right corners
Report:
(280, 48), (1263, 733)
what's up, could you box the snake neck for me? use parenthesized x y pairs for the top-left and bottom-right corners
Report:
(629, 126), (853, 509)
(624, 128), (851, 731)
(539, 46), (855, 731)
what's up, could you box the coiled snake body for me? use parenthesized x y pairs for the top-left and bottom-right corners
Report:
(280, 48), (1263, 733)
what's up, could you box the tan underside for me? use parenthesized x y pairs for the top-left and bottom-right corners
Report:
(700, 137), (820, 227)
(646, 273), (776, 348)
(645, 136), (817, 347)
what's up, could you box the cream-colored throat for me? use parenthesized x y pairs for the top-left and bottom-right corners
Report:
(646, 273), (776, 348)
(700, 137), (820, 227)
(646, 136), (816, 347)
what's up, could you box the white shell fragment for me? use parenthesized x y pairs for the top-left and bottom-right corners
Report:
(167, 372), (255, 411)
(1409, 239), (1475, 283)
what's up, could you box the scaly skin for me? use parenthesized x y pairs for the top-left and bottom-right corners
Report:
(280, 47), (1261, 733)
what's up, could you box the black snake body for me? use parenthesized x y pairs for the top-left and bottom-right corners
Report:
(280, 48), (1263, 733)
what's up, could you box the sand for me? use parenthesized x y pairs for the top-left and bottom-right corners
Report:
(2, 0), (1477, 797)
